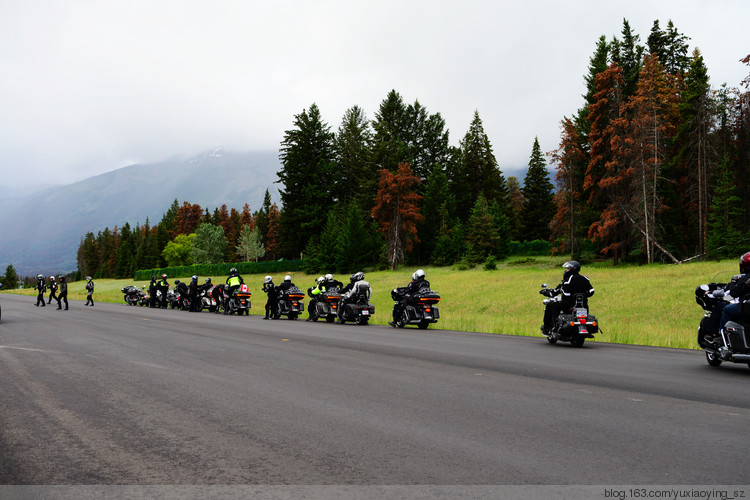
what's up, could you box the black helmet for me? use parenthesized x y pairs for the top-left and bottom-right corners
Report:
(562, 261), (581, 274)
(205, 278), (212, 284)
(174, 279), (180, 284)
(230, 267), (238, 275)
(152, 275), (157, 280)
(740, 252), (750, 274)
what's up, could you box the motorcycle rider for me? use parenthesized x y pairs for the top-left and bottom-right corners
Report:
(188, 275), (200, 312)
(224, 268), (244, 315)
(148, 275), (158, 308)
(211, 282), (226, 314)
(540, 261), (595, 335)
(47, 276), (58, 305)
(715, 252), (750, 334)
(338, 271), (368, 323)
(85, 276), (94, 306)
(389, 269), (430, 327)
(157, 274), (169, 308)
(262, 275), (276, 319)
(35, 274), (47, 307)
(322, 273), (344, 290)
(57, 276), (68, 310)
(306, 276), (326, 321)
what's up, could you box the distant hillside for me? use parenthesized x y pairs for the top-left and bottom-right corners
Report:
(0, 150), (280, 276)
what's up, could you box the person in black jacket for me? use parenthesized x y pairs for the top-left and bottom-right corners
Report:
(174, 279), (189, 310)
(262, 276), (276, 319)
(47, 276), (58, 304)
(389, 269), (430, 327)
(85, 276), (95, 306)
(35, 274), (47, 307)
(716, 251), (750, 333)
(57, 276), (68, 310)
(148, 275), (158, 308)
(157, 274), (169, 308)
(188, 275), (200, 312)
(541, 261), (595, 334)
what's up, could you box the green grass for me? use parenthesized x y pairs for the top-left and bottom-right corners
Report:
(3, 258), (734, 349)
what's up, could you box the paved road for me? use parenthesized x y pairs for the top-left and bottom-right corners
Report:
(1, 293), (748, 485)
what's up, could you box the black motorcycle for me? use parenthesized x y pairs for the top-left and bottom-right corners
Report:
(166, 289), (181, 309)
(224, 284), (252, 315)
(308, 288), (340, 323)
(338, 284), (375, 325)
(695, 283), (750, 369)
(274, 286), (305, 320)
(122, 285), (141, 306)
(138, 287), (150, 306)
(391, 287), (440, 329)
(540, 284), (599, 347)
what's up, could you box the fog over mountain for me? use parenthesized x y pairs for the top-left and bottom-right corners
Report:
(0, 150), (280, 276)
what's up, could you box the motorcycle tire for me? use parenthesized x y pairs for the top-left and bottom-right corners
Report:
(705, 349), (723, 367)
(326, 315), (335, 323)
(570, 336), (585, 348)
(289, 312), (298, 320)
(547, 336), (557, 344)
(417, 319), (430, 330)
(355, 315), (369, 325)
(395, 311), (407, 328)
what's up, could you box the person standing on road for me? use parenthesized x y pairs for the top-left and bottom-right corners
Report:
(157, 274), (169, 308)
(85, 276), (94, 306)
(47, 276), (58, 305)
(262, 276), (276, 320)
(57, 276), (68, 310)
(35, 274), (47, 307)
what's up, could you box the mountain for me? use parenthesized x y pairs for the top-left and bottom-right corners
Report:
(0, 150), (280, 276)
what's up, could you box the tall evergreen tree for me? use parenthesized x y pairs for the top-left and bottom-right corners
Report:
(277, 103), (336, 258)
(611, 19), (644, 99)
(520, 138), (555, 241)
(334, 105), (374, 208)
(707, 156), (746, 258)
(506, 176), (525, 241)
(114, 223), (135, 279)
(371, 90), (409, 172)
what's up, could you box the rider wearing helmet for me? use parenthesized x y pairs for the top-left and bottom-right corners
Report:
(57, 276), (69, 310)
(47, 276), (58, 305)
(157, 273), (170, 308)
(262, 275), (276, 319)
(715, 252), (750, 334)
(188, 275), (200, 312)
(148, 275), (158, 308)
(224, 268), (245, 315)
(541, 261), (595, 335)
(85, 276), (95, 306)
(306, 276), (326, 321)
(338, 271), (367, 323)
(322, 273), (344, 290)
(277, 274), (295, 292)
(35, 274), (47, 307)
(389, 269), (430, 327)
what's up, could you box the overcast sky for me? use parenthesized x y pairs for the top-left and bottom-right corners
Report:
(1, 0), (748, 190)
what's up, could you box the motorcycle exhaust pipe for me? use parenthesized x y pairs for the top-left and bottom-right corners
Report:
(729, 354), (750, 363)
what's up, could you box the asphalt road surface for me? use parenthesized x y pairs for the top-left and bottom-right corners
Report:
(1, 293), (748, 485)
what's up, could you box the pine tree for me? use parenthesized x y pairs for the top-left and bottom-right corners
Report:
(611, 19), (644, 99)
(707, 156), (746, 258)
(416, 165), (453, 264)
(114, 223), (135, 279)
(277, 103), (336, 258)
(371, 90), (409, 172)
(266, 202), (281, 260)
(3, 264), (19, 290)
(334, 105), (374, 208)
(466, 195), (500, 263)
(520, 137), (555, 241)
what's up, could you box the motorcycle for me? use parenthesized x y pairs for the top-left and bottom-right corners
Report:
(338, 283), (375, 325)
(539, 284), (599, 347)
(274, 286), (305, 320)
(166, 289), (181, 309)
(695, 283), (750, 369)
(308, 287), (340, 323)
(121, 285), (141, 306)
(138, 286), (150, 306)
(391, 287), (440, 329)
(225, 284), (252, 315)
(200, 285), (218, 312)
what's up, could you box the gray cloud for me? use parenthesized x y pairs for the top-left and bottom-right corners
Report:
(1, 0), (748, 189)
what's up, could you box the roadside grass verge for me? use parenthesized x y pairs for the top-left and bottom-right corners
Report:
(3, 258), (734, 349)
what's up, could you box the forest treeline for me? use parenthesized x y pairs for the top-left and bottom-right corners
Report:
(76, 19), (750, 279)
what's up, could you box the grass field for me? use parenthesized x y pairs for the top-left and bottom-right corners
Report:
(3, 258), (737, 349)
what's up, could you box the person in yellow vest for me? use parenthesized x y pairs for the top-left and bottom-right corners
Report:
(224, 267), (244, 315)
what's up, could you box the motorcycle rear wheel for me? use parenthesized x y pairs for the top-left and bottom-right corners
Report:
(705, 349), (723, 367)
(356, 315), (369, 325)
(417, 319), (430, 329)
(570, 336), (585, 348)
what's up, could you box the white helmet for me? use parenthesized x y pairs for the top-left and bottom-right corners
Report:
(317, 276), (325, 284)
(284, 275), (292, 282)
(325, 273), (333, 281)
(412, 269), (425, 280)
(264, 275), (272, 283)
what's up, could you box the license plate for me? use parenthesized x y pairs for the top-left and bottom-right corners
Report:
(362, 310), (369, 315)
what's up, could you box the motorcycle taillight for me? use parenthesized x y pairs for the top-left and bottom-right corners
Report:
(578, 316), (586, 324)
